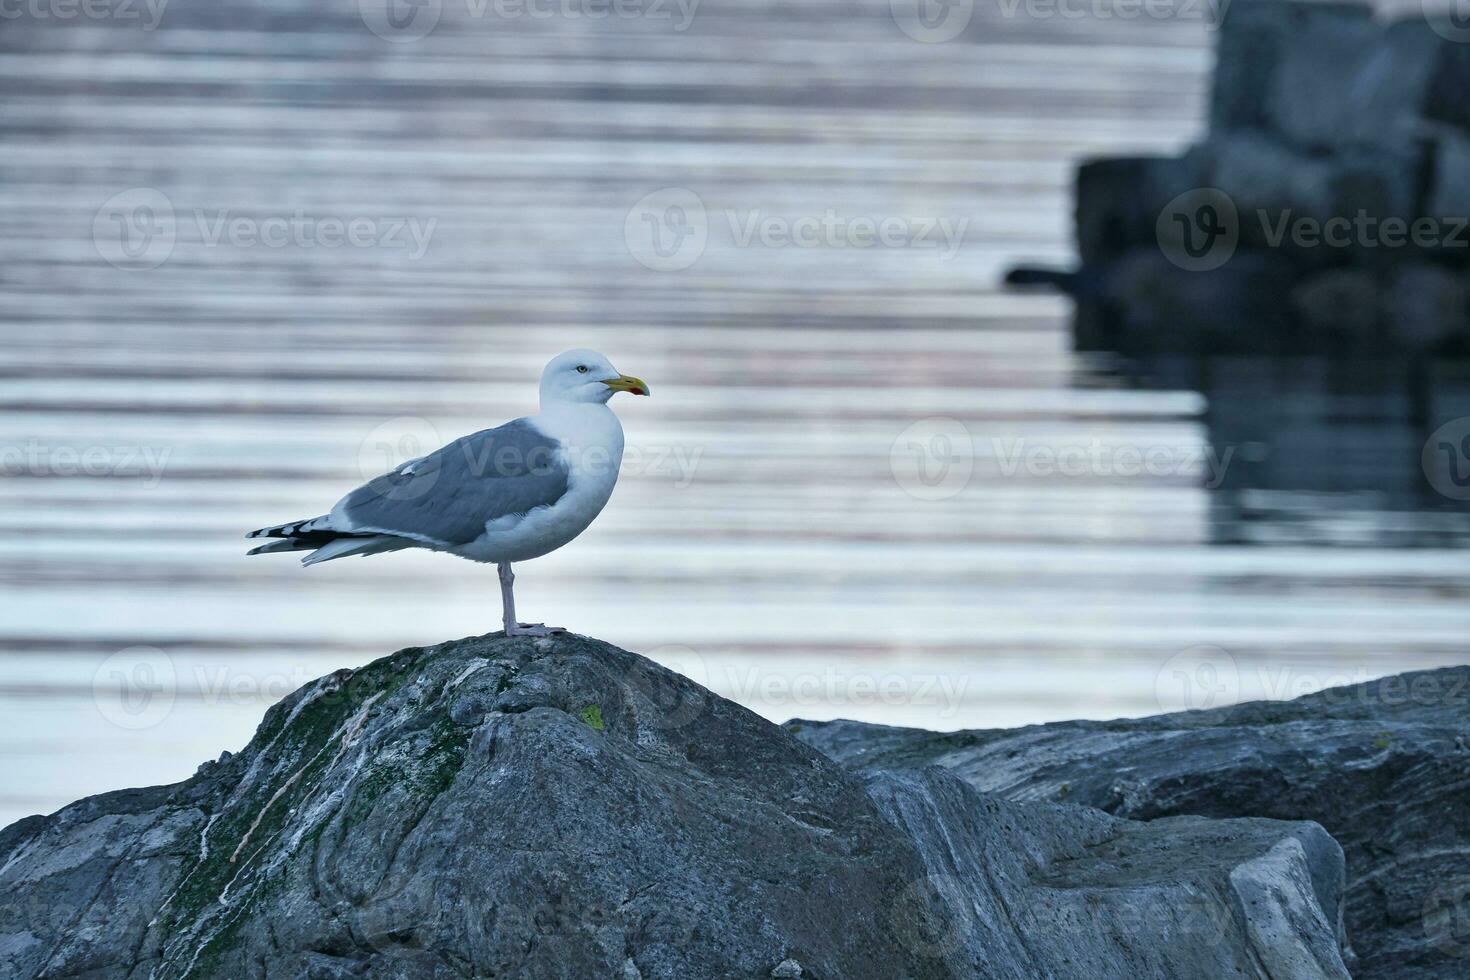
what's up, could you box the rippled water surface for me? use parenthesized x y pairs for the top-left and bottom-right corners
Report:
(3, 0), (1468, 827)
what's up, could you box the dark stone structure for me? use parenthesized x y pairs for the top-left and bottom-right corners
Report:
(795, 666), (1470, 980)
(1011, 0), (1470, 357)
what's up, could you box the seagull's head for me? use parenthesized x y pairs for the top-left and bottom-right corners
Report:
(539, 348), (650, 407)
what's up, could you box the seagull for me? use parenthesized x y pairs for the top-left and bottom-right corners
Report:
(246, 349), (649, 637)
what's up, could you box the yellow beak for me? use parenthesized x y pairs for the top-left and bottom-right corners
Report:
(602, 374), (650, 396)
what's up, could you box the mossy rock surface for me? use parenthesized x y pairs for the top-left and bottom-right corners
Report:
(0, 633), (1357, 979)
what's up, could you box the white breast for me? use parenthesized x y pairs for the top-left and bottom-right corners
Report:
(457, 404), (624, 564)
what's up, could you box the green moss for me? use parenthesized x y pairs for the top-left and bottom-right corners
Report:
(340, 715), (469, 833)
(578, 705), (605, 731)
(154, 648), (490, 979)
(157, 654), (427, 975)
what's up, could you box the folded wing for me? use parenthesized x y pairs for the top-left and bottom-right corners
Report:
(247, 419), (571, 563)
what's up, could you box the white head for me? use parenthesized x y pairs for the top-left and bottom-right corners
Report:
(538, 348), (649, 407)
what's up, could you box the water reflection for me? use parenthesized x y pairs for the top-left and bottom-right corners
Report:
(1123, 355), (1470, 546)
(3, 0), (1468, 829)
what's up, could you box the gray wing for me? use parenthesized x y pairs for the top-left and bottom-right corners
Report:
(338, 419), (570, 547)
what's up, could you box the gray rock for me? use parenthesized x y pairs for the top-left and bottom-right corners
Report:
(1265, 16), (1440, 154)
(1427, 132), (1470, 225)
(1383, 263), (1469, 352)
(1206, 132), (1421, 239)
(1290, 268), (1382, 342)
(1423, 28), (1470, 132)
(1210, 0), (1374, 135)
(0, 634), (1352, 980)
(793, 666), (1470, 980)
(1092, 246), (1299, 353)
(1074, 152), (1207, 267)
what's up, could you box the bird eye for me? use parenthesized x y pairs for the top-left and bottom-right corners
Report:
(576, 365), (589, 374)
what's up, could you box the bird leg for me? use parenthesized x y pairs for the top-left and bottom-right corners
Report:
(498, 562), (565, 637)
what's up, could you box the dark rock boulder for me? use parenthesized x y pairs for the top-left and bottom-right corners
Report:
(792, 667), (1470, 980)
(1023, 0), (1470, 357)
(0, 634), (1352, 979)
(1209, 0), (1374, 136)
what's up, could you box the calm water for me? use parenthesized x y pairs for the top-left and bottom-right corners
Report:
(2, 0), (1467, 828)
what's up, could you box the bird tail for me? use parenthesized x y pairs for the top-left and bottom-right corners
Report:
(246, 516), (406, 565)
(248, 515), (336, 542)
